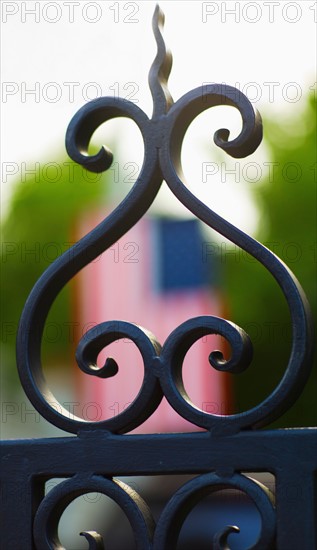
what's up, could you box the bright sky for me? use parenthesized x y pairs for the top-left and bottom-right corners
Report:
(1, 0), (316, 234)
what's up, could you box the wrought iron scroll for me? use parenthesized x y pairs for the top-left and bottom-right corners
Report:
(1, 4), (314, 549)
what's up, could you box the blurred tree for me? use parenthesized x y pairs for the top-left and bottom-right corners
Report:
(1, 157), (108, 391)
(224, 93), (316, 427)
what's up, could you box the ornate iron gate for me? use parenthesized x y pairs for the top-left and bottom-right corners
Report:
(1, 6), (316, 549)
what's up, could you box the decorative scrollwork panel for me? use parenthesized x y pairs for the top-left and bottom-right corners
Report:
(1, 5), (315, 550)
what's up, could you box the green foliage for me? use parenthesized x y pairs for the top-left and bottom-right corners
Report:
(1, 158), (108, 389)
(225, 94), (317, 427)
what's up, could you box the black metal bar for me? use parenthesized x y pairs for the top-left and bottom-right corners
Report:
(1, 429), (317, 476)
(0, 465), (35, 549)
(275, 467), (317, 548)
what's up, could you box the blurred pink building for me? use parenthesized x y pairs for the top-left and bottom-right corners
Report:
(74, 210), (231, 432)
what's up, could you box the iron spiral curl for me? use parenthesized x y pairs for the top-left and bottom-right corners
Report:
(33, 475), (155, 549)
(153, 472), (276, 549)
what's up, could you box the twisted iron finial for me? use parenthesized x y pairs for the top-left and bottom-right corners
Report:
(149, 5), (173, 118)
